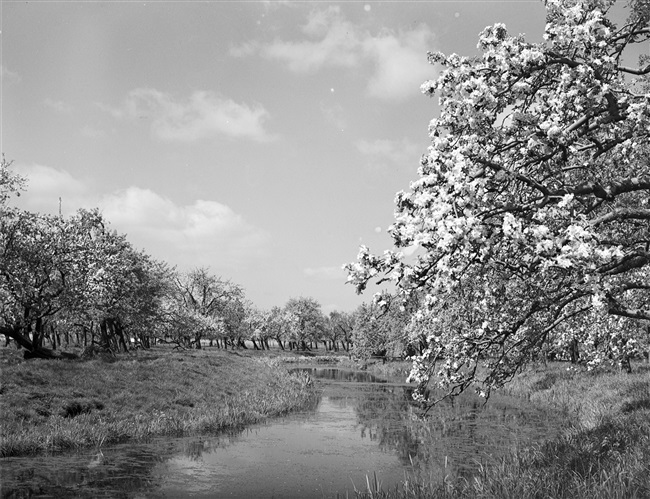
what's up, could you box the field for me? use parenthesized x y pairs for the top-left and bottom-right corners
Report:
(0, 346), (317, 457)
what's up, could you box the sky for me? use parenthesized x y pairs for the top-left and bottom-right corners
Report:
(0, 0), (570, 313)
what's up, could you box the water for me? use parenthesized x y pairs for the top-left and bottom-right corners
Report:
(0, 366), (559, 498)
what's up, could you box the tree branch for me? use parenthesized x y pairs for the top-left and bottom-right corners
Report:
(474, 158), (551, 196)
(601, 252), (650, 275)
(610, 27), (650, 43)
(617, 63), (650, 75)
(590, 208), (650, 226)
(563, 176), (650, 200)
(608, 305), (650, 321)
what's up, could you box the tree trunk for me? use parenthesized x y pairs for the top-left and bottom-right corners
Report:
(33, 317), (44, 349)
(50, 325), (57, 350)
(0, 325), (78, 360)
(569, 338), (580, 364)
(114, 321), (128, 352)
(100, 320), (109, 350)
(620, 356), (632, 374)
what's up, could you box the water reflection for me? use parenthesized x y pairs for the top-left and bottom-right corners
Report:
(1, 442), (171, 498)
(291, 367), (388, 384)
(299, 367), (557, 481)
(1, 367), (559, 498)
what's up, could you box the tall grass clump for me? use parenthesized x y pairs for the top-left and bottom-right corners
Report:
(0, 347), (318, 457)
(469, 362), (650, 499)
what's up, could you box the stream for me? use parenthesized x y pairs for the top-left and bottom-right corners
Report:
(0, 366), (560, 498)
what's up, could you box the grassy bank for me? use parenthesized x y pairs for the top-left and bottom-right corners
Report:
(0, 346), (317, 457)
(355, 361), (650, 499)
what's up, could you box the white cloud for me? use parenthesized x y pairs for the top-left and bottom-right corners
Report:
(233, 8), (436, 100)
(304, 266), (346, 280)
(80, 125), (108, 139)
(100, 187), (270, 267)
(355, 137), (423, 170)
(260, 0), (294, 13)
(229, 41), (259, 58)
(233, 6), (359, 72)
(262, 34), (358, 73)
(301, 6), (342, 37)
(363, 26), (434, 99)
(11, 164), (270, 271)
(321, 103), (347, 130)
(44, 98), (74, 114)
(13, 164), (87, 214)
(1, 65), (21, 86)
(100, 88), (276, 143)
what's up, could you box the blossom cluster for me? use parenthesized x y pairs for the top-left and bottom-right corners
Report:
(346, 0), (650, 403)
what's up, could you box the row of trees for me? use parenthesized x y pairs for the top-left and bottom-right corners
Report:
(0, 168), (361, 358)
(2, 156), (411, 360)
(346, 0), (650, 404)
(160, 278), (357, 353)
(1, 155), (439, 360)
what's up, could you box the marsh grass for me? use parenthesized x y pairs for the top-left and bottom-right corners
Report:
(0, 347), (317, 457)
(353, 361), (650, 499)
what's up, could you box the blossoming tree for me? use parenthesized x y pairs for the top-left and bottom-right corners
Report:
(345, 0), (649, 403)
(1, 158), (170, 357)
(170, 268), (245, 349)
(283, 297), (326, 351)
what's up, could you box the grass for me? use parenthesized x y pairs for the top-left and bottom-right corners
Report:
(0, 346), (317, 457)
(353, 361), (650, 499)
